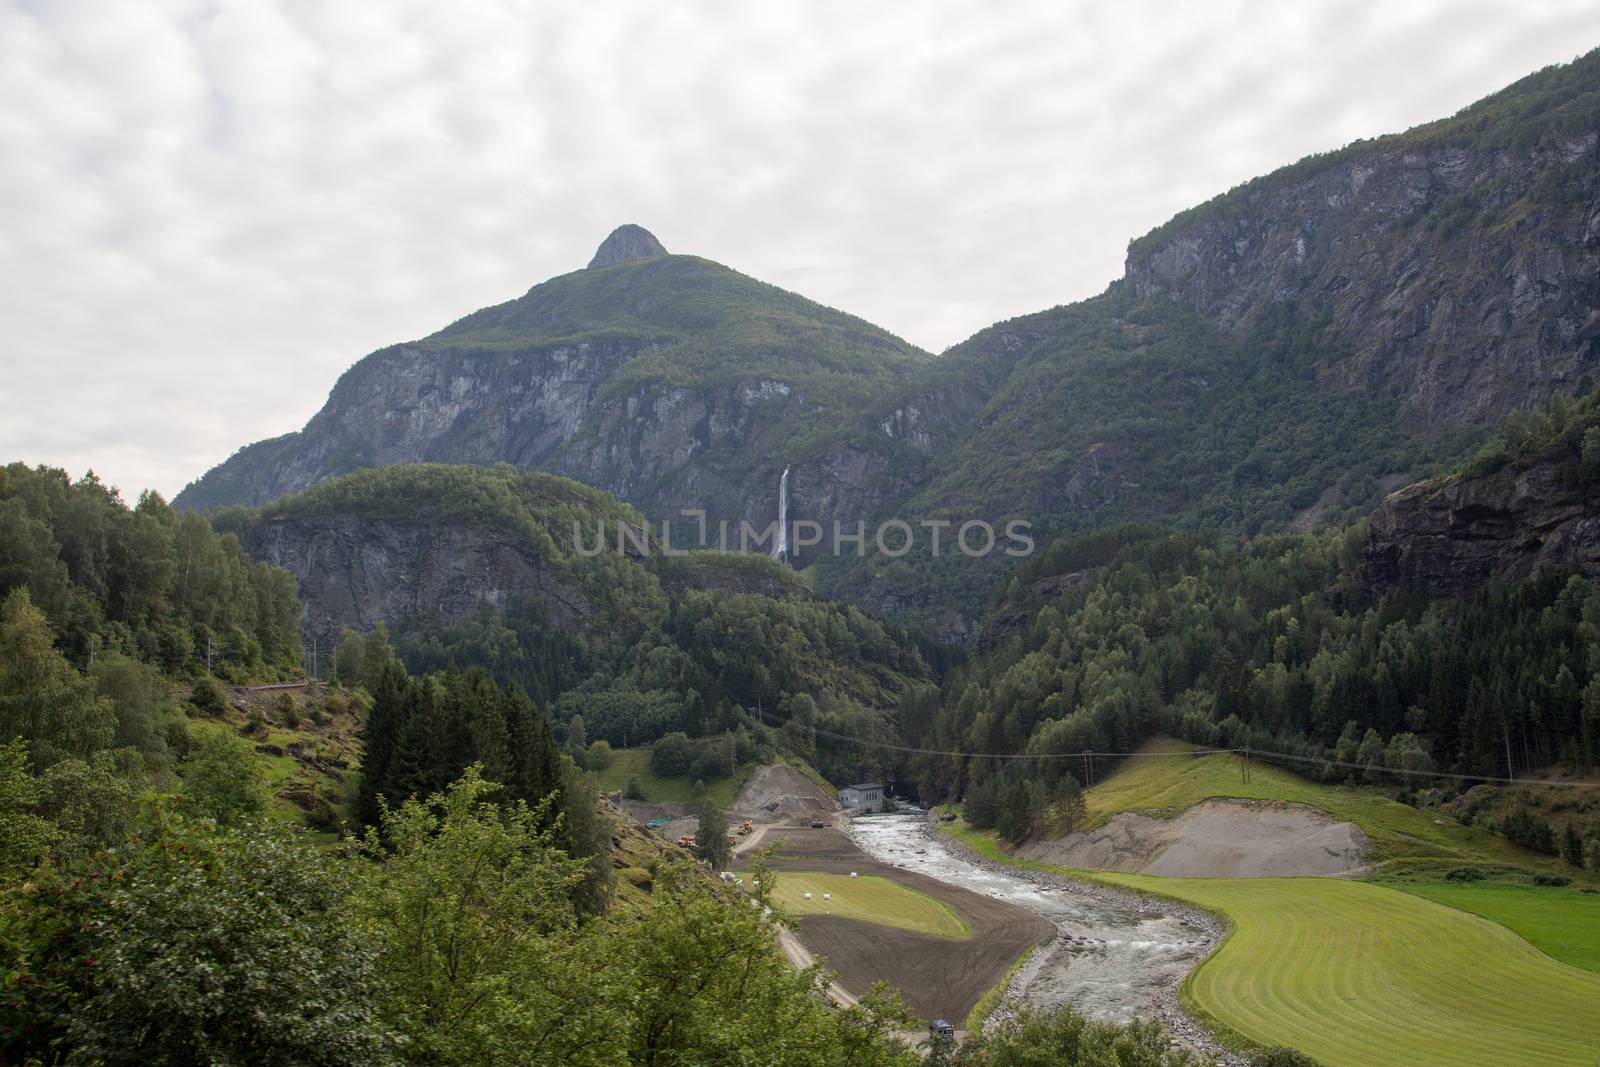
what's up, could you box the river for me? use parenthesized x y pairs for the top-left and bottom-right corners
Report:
(846, 813), (1229, 1054)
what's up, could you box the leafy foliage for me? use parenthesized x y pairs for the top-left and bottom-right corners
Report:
(353, 769), (606, 1065)
(941, 1004), (1204, 1066)
(178, 729), (270, 825)
(0, 463), (300, 678)
(0, 588), (116, 769)
(909, 524), (1600, 810)
(2, 813), (399, 1066)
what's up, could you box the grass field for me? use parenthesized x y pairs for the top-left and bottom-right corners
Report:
(1084, 737), (1556, 870)
(1396, 882), (1600, 973)
(588, 747), (755, 809)
(769, 872), (971, 939)
(1100, 873), (1600, 1067)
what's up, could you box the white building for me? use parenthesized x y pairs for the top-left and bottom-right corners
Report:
(838, 782), (884, 810)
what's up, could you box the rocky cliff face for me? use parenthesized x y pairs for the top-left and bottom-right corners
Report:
(1125, 62), (1600, 430)
(186, 56), (1600, 641)
(243, 515), (594, 644)
(1365, 457), (1600, 596)
(177, 227), (931, 542)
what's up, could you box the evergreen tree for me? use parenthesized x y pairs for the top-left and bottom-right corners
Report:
(357, 659), (412, 825)
(506, 687), (561, 806)
(1561, 821), (1586, 867)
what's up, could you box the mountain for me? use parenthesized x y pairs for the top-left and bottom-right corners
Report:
(216, 463), (940, 776)
(184, 51), (1600, 639)
(177, 226), (932, 539)
(1125, 53), (1600, 431)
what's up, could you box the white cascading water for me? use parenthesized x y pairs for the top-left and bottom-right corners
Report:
(773, 466), (789, 560)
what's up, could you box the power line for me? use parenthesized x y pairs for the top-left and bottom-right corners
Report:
(751, 708), (1232, 761)
(1256, 748), (1600, 789)
(750, 708), (1600, 789)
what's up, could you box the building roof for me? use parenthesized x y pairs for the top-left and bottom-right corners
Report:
(843, 783), (883, 791)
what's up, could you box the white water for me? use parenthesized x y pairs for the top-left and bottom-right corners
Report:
(847, 814), (1217, 1035)
(773, 466), (789, 560)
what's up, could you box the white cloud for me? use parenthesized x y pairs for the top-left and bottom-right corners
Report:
(2, 0), (1596, 499)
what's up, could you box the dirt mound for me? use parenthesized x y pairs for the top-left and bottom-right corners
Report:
(616, 799), (698, 841)
(1018, 799), (1367, 877)
(729, 764), (836, 821)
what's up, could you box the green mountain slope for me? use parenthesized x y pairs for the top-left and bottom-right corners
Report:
(175, 232), (930, 525)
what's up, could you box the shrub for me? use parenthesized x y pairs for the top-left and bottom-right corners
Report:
(1255, 1048), (1322, 1067)
(650, 732), (692, 777)
(180, 732), (269, 825)
(1444, 866), (1486, 882)
(189, 676), (227, 716)
(624, 775), (646, 801)
(1532, 873), (1572, 887)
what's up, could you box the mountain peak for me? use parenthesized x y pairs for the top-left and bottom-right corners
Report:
(586, 224), (668, 269)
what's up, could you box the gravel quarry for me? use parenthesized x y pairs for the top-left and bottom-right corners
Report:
(847, 814), (1242, 1062)
(728, 764), (837, 821)
(1017, 799), (1369, 877)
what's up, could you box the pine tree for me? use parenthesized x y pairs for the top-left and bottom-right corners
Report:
(388, 680), (448, 805)
(463, 672), (513, 784)
(506, 687), (561, 808)
(1561, 821), (1586, 868)
(357, 659), (412, 825)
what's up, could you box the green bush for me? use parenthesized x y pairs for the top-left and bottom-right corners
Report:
(189, 676), (227, 716)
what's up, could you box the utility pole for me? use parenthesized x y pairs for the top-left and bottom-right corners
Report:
(1242, 745), (1251, 784)
(1503, 727), (1515, 784)
(206, 632), (213, 674)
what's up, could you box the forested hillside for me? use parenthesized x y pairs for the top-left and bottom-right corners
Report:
(223, 463), (943, 785)
(0, 457), (934, 1062)
(0, 463), (301, 677)
(906, 520), (1600, 854)
(814, 292), (1488, 630)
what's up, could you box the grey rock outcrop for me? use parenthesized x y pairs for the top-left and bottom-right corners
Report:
(587, 224), (668, 268)
(1365, 457), (1600, 596)
(1125, 133), (1600, 431)
(243, 515), (594, 644)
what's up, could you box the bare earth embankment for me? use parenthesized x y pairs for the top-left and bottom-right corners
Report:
(1018, 798), (1368, 877)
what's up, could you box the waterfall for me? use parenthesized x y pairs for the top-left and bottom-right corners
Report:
(773, 466), (789, 560)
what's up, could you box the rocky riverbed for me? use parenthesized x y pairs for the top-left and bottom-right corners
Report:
(845, 813), (1244, 1064)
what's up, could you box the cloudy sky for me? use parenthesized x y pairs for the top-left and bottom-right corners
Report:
(4, 1), (1598, 500)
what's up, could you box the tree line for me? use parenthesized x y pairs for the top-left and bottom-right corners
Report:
(0, 463), (301, 679)
(901, 523), (1600, 856)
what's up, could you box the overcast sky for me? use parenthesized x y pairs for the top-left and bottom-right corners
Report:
(4, 1), (1598, 500)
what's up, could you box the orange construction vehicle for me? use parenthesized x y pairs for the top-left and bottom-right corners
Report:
(737, 819), (753, 836)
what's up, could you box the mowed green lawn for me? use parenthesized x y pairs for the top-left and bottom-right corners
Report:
(1397, 882), (1600, 973)
(1088, 738), (1554, 869)
(1101, 874), (1600, 1067)
(770, 872), (970, 939)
